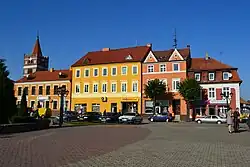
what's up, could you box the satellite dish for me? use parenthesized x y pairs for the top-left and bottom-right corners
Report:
(228, 73), (232, 78)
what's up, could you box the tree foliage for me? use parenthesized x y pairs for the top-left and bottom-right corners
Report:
(0, 59), (17, 124)
(19, 88), (28, 116)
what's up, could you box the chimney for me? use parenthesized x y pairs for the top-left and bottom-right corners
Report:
(205, 52), (210, 60)
(50, 68), (54, 72)
(146, 43), (152, 48)
(187, 44), (190, 48)
(102, 48), (110, 51)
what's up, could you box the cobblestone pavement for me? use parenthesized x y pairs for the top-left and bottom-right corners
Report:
(0, 125), (150, 167)
(63, 123), (250, 167)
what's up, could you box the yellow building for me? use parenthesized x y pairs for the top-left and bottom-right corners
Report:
(14, 68), (72, 114)
(71, 45), (151, 113)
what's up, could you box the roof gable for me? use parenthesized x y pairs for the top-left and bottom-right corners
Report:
(168, 49), (184, 61)
(143, 51), (158, 63)
(154, 48), (190, 62)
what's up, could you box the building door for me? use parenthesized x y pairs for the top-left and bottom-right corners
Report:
(111, 103), (117, 113)
(209, 107), (215, 115)
(172, 100), (181, 115)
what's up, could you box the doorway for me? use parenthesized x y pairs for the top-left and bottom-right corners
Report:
(121, 102), (138, 113)
(172, 99), (181, 115)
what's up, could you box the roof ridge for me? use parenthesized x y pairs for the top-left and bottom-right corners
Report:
(87, 45), (148, 53)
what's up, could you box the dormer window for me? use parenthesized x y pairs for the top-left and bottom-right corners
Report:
(223, 72), (229, 80)
(194, 73), (201, 81)
(125, 55), (133, 60)
(208, 72), (215, 81)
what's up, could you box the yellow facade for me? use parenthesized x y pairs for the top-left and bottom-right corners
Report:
(14, 80), (71, 114)
(71, 62), (142, 113)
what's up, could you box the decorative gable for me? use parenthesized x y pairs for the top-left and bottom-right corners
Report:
(169, 49), (184, 61)
(144, 51), (158, 63)
(83, 58), (90, 64)
(125, 55), (133, 60)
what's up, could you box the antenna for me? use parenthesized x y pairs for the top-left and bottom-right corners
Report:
(173, 28), (177, 48)
(36, 30), (40, 39)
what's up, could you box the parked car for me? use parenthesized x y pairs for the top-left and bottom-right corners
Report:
(195, 115), (227, 124)
(118, 112), (143, 124)
(77, 112), (102, 122)
(148, 112), (173, 122)
(100, 112), (120, 123)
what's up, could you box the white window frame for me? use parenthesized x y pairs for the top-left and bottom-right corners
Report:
(147, 65), (154, 73)
(93, 68), (99, 77)
(52, 100), (58, 110)
(173, 63), (180, 71)
(75, 84), (80, 94)
(172, 78), (180, 91)
(102, 67), (108, 76)
(84, 83), (89, 93)
(75, 69), (81, 78)
(160, 64), (166, 72)
(121, 82), (127, 93)
(102, 83), (107, 93)
(84, 68), (90, 77)
(132, 65), (138, 75)
(208, 88), (215, 99)
(195, 73), (201, 81)
(93, 83), (98, 93)
(121, 66), (127, 75)
(132, 81), (138, 92)
(222, 87), (231, 97)
(111, 67), (117, 76)
(111, 82), (117, 93)
(208, 73), (215, 81)
(223, 72), (229, 80)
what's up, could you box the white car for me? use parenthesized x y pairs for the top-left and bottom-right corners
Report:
(118, 113), (143, 124)
(195, 115), (227, 124)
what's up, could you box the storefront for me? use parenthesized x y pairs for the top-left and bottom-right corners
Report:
(121, 97), (139, 113)
(144, 100), (169, 114)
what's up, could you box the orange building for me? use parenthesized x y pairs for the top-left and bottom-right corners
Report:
(142, 46), (191, 120)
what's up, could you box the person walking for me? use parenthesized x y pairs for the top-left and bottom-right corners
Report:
(226, 108), (233, 133)
(233, 108), (240, 133)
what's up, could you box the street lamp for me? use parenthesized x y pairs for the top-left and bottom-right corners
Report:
(57, 86), (69, 127)
(220, 92), (233, 111)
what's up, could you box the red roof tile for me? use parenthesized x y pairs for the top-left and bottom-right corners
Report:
(15, 69), (71, 83)
(71, 45), (151, 67)
(154, 48), (190, 61)
(32, 36), (43, 57)
(190, 58), (234, 71)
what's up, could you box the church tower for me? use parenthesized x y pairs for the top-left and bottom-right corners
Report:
(23, 35), (49, 76)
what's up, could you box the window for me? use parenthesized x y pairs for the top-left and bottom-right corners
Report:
(76, 69), (80, 78)
(84, 84), (89, 93)
(195, 73), (201, 81)
(173, 63), (179, 71)
(28, 68), (32, 74)
(172, 79), (180, 91)
(102, 68), (108, 76)
(132, 66), (138, 75)
(53, 85), (58, 95)
(223, 72), (229, 80)
(93, 68), (98, 77)
(208, 88), (215, 98)
(132, 81), (138, 92)
(147, 65), (154, 73)
(46, 85), (50, 95)
(75, 84), (80, 93)
(222, 87), (230, 97)
(30, 101), (35, 108)
(38, 86), (43, 95)
(24, 87), (28, 95)
(53, 101), (58, 109)
(121, 66), (127, 75)
(121, 82), (127, 92)
(111, 67), (117, 76)
(84, 69), (90, 77)
(208, 73), (215, 80)
(93, 84), (98, 93)
(102, 83), (107, 93)
(160, 64), (166, 72)
(92, 103), (100, 112)
(31, 86), (36, 95)
(111, 83), (117, 93)
(45, 101), (50, 108)
(18, 87), (22, 96)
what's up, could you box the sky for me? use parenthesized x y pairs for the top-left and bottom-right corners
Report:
(0, 0), (249, 100)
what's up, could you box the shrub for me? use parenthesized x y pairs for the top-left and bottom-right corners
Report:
(11, 116), (37, 123)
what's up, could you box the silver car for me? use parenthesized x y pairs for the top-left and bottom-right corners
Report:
(195, 115), (227, 124)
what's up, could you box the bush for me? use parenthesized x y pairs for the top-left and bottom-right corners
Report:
(11, 116), (37, 123)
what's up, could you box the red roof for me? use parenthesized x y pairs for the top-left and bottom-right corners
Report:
(15, 69), (71, 83)
(71, 45), (151, 67)
(190, 58), (234, 70)
(31, 36), (43, 57)
(154, 48), (190, 61)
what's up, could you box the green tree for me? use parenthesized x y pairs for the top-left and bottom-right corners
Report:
(144, 79), (166, 114)
(18, 88), (28, 116)
(0, 59), (17, 124)
(178, 78), (202, 121)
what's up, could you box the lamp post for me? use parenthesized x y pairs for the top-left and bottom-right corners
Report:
(57, 86), (69, 127)
(220, 92), (233, 112)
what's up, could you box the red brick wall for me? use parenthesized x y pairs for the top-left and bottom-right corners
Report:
(216, 88), (222, 100)
(230, 88), (236, 110)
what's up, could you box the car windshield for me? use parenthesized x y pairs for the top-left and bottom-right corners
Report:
(123, 113), (136, 116)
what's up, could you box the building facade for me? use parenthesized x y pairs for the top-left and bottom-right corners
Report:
(188, 55), (242, 117)
(14, 69), (72, 114)
(142, 47), (190, 119)
(71, 45), (151, 113)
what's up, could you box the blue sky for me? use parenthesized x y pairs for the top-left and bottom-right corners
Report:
(0, 0), (249, 99)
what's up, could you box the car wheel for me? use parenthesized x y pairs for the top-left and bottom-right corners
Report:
(197, 120), (202, 124)
(217, 121), (222, 124)
(150, 118), (154, 122)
